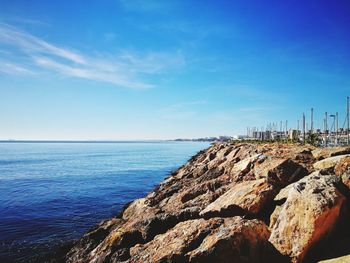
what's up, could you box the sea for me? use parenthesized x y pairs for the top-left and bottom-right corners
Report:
(0, 141), (209, 262)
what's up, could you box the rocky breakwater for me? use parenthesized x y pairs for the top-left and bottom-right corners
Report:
(64, 143), (350, 263)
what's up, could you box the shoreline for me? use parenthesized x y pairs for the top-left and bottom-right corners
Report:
(0, 142), (210, 263)
(62, 142), (350, 262)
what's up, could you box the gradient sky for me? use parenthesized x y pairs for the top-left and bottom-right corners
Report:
(0, 0), (350, 140)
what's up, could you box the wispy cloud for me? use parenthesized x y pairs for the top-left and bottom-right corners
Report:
(0, 23), (185, 89)
(0, 60), (33, 75)
(0, 23), (85, 64)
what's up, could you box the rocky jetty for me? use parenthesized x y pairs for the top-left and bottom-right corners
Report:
(64, 143), (350, 263)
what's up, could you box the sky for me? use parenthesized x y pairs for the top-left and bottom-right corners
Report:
(0, 0), (350, 140)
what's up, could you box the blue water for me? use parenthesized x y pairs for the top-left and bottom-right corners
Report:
(0, 141), (209, 262)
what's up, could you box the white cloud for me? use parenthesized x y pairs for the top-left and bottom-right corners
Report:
(0, 23), (85, 64)
(33, 56), (152, 89)
(0, 60), (33, 75)
(0, 23), (185, 89)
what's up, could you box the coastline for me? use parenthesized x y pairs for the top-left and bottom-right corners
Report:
(0, 141), (210, 263)
(61, 142), (350, 262)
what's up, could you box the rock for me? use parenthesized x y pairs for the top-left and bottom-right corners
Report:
(273, 183), (293, 202)
(227, 153), (262, 178)
(269, 172), (346, 263)
(254, 158), (308, 188)
(129, 217), (277, 263)
(129, 218), (220, 262)
(335, 156), (350, 176)
(200, 179), (278, 218)
(312, 147), (350, 160)
(269, 205), (282, 230)
(66, 218), (124, 263)
(123, 198), (156, 220)
(335, 156), (350, 188)
(313, 154), (350, 171)
(66, 143), (350, 263)
(186, 217), (287, 263)
(319, 254), (350, 263)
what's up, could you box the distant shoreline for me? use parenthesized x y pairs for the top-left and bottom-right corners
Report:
(0, 140), (169, 143)
(0, 140), (210, 143)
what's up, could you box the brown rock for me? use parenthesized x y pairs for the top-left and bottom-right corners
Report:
(269, 172), (346, 263)
(187, 217), (282, 263)
(319, 254), (350, 263)
(312, 147), (350, 160)
(335, 156), (350, 188)
(254, 158), (308, 188)
(129, 217), (276, 263)
(66, 218), (123, 263)
(227, 153), (262, 178)
(123, 198), (157, 220)
(313, 154), (350, 171)
(200, 179), (278, 218)
(65, 143), (321, 263)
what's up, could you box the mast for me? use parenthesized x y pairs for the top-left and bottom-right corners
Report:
(347, 96), (349, 145)
(311, 108), (314, 134)
(303, 113), (306, 144)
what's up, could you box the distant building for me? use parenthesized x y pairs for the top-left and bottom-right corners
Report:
(288, 129), (299, 141)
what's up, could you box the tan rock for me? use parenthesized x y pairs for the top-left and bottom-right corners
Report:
(129, 218), (218, 262)
(254, 158), (308, 187)
(335, 156), (350, 176)
(65, 143), (320, 263)
(123, 198), (149, 220)
(319, 254), (350, 263)
(200, 178), (278, 217)
(273, 183), (293, 202)
(334, 156), (350, 188)
(187, 217), (279, 263)
(229, 153), (262, 176)
(269, 205), (282, 230)
(129, 217), (274, 263)
(313, 154), (350, 170)
(269, 172), (346, 263)
(312, 147), (350, 160)
(66, 218), (123, 263)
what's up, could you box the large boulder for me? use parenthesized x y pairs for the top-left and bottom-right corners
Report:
(254, 158), (308, 188)
(269, 172), (346, 263)
(66, 218), (123, 263)
(200, 179), (278, 218)
(335, 156), (350, 189)
(123, 198), (158, 220)
(312, 147), (350, 160)
(313, 154), (350, 171)
(129, 217), (277, 263)
(319, 254), (350, 263)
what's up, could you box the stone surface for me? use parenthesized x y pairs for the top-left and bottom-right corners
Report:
(313, 154), (350, 171)
(200, 179), (278, 218)
(64, 143), (350, 263)
(335, 156), (350, 189)
(269, 172), (346, 263)
(312, 147), (350, 160)
(318, 255), (350, 263)
(66, 218), (123, 263)
(254, 158), (308, 187)
(129, 217), (275, 263)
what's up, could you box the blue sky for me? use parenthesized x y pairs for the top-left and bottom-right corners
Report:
(0, 0), (349, 140)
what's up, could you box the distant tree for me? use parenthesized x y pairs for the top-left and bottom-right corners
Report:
(307, 133), (320, 146)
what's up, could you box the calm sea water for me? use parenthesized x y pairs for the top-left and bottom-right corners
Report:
(0, 141), (209, 262)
